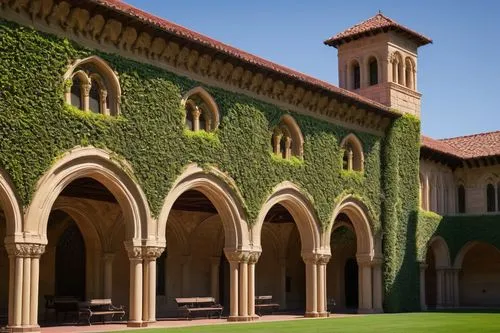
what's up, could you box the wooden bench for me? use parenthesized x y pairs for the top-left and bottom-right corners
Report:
(48, 296), (80, 323)
(175, 297), (223, 319)
(255, 296), (280, 315)
(77, 299), (125, 325)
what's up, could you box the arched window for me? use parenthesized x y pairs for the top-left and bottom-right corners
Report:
(391, 52), (403, 85)
(458, 185), (466, 213)
(182, 87), (219, 132)
(64, 56), (121, 116)
(340, 134), (364, 172)
(419, 174), (425, 209)
(351, 61), (361, 90)
(487, 183), (496, 212)
(272, 115), (304, 160)
(405, 57), (415, 89)
(368, 57), (378, 86)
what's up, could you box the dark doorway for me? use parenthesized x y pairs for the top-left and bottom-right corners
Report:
(219, 254), (230, 314)
(55, 222), (86, 300)
(344, 258), (358, 309)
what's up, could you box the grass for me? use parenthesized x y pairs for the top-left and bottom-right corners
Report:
(122, 313), (500, 333)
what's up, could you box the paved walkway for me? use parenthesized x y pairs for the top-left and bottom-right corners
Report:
(39, 313), (357, 333)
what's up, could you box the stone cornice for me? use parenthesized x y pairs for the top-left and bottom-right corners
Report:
(0, 0), (395, 136)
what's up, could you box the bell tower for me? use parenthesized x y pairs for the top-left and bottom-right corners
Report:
(324, 13), (432, 117)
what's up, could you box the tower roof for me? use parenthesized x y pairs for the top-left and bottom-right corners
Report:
(324, 13), (432, 48)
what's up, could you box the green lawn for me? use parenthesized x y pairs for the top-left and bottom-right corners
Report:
(122, 313), (500, 333)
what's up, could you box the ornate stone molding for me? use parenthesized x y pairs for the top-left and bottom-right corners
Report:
(143, 246), (165, 260)
(0, 0), (393, 134)
(5, 243), (46, 258)
(224, 249), (253, 263)
(248, 251), (261, 265)
(125, 244), (143, 260)
(301, 253), (331, 265)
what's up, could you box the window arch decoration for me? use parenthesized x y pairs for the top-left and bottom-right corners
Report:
(181, 87), (220, 132)
(390, 52), (403, 85)
(349, 59), (361, 90)
(367, 55), (379, 86)
(404, 57), (415, 89)
(340, 133), (364, 172)
(271, 115), (304, 160)
(63, 56), (121, 116)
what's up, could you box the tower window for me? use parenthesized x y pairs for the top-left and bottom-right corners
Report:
(368, 57), (378, 86)
(351, 61), (360, 90)
(487, 183), (496, 212)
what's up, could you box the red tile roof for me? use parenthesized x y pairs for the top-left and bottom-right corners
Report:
(421, 131), (500, 160)
(324, 13), (432, 48)
(89, 0), (395, 116)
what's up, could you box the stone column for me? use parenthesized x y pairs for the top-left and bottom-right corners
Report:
(436, 268), (444, 308)
(126, 246), (143, 327)
(419, 263), (428, 311)
(192, 107), (201, 131)
(82, 83), (91, 112)
(225, 252), (240, 321)
(452, 268), (460, 307)
(103, 253), (115, 299)
(210, 257), (220, 302)
(357, 255), (373, 313)
(6, 243), (46, 331)
(239, 257), (249, 319)
(248, 252), (261, 320)
(303, 254), (318, 317)
(317, 255), (330, 317)
(143, 246), (164, 323)
(424, 174), (430, 211)
(372, 257), (384, 313)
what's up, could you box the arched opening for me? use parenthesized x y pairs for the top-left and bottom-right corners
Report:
(424, 237), (451, 309)
(486, 183), (495, 212)
(425, 247), (437, 307)
(405, 57), (414, 89)
(351, 61), (361, 90)
(340, 134), (364, 172)
(458, 185), (466, 213)
(64, 56), (121, 116)
(326, 197), (377, 314)
(272, 115), (304, 160)
(257, 204), (304, 313)
(368, 57), (378, 86)
(327, 221), (358, 312)
(456, 242), (500, 307)
(182, 87), (219, 132)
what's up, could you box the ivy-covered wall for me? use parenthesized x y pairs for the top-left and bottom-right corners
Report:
(0, 19), (424, 311)
(417, 212), (500, 263)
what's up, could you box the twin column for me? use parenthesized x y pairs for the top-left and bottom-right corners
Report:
(224, 250), (261, 321)
(6, 243), (45, 332)
(302, 253), (331, 317)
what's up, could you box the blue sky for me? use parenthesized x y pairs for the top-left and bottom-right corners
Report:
(126, 0), (499, 139)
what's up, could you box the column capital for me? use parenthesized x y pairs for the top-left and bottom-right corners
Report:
(125, 245), (143, 260)
(301, 253), (330, 265)
(143, 246), (165, 260)
(224, 249), (250, 263)
(248, 251), (261, 265)
(5, 243), (45, 258)
(356, 253), (374, 265)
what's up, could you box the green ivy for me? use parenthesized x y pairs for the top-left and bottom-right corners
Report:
(0, 19), (423, 311)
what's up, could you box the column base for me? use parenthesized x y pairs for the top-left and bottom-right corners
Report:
(304, 311), (319, 318)
(8, 325), (40, 333)
(372, 308), (384, 314)
(127, 320), (147, 327)
(318, 312), (329, 318)
(250, 315), (260, 321)
(357, 308), (375, 314)
(227, 315), (253, 322)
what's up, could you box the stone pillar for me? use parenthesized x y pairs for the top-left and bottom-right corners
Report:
(317, 255), (330, 317)
(303, 254), (318, 317)
(279, 257), (287, 310)
(419, 263), (428, 311)
(126, 246), (144, 327)
(239, 258), (249, 319)
(452, 268), (460, 307)
(103, 253), (115, 299)
(227, 259), (239, 320)
(6, 243), (45, 332)
(357, 255), (373, 313)
(424, 174), (430, 211)
(143, 246), (164, 323)
(372, 258), (384, 313)
(248, 252), (260, 320)
(210, 257), (220, 302)
(82, 83), (91, 112)
(192, 107), (201, 132)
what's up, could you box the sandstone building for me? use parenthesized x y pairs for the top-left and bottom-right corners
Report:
(0, 1), (498, 332)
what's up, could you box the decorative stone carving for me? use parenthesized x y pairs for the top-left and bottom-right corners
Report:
(175, 46), (189, 69)
(118, 26), (138, 51)
(186, 49), (199, 71)
(196, 54), (212, 75)
(86, 14), (105, 40)
(66, 7), (90, 35)
(48, 1), (70, 27)
(99, 19), (122, 45)
(149, 37), (166, 60)
(271, 80), (284, 99)
(249, 73), (263, 93)
(230, 66), (244, 85)
(260, 77), (273, 95)
(240, 70), (253, 89)
(292, 87), (305, 105)
(5, 243), (46, 258)
(248, 251), (261, 265)
(133, 31), (152, 56)
(301, 253), (330, 265)
(143, 246), (165, 260)
(29, 0), (53, 22)
(125, 245), (143, 260)
(283, 83), (295, 100)
(161, 41), (180, 64)
(208, 59), (223, 79)
(300, 90), (312, 108)
(224, 250), (251, 263)
(219, 62), (233, 82)
(11, 0), (29, 13)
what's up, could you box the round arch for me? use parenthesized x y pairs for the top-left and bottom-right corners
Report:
(426, 236), (451, 268)
(454, 241), (500, 269)
(0, 168), (23, 238)
(251, 182), (321, 254)
(156, 164), (250, 252)
(181, 86), (220, 130)
(364, 54), (381, 85)
(279, 115), (304, 158)
(23, 147), (151, 244)
(325, 196), (375, 257)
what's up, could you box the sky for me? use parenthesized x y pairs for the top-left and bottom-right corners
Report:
(125, 0), (500, 139)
